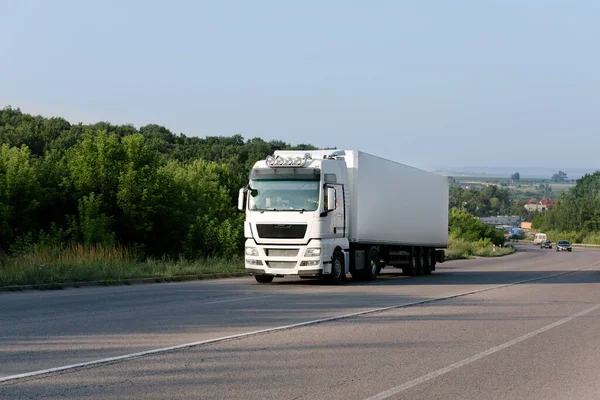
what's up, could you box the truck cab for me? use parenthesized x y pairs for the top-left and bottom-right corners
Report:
(238, 151), (349, 283)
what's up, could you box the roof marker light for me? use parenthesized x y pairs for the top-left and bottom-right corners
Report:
(265, 154), (308, 168)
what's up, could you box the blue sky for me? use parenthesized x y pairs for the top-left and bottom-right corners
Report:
(2, 1), (599, 170)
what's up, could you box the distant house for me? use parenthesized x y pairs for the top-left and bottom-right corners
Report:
(479, 216), (522, 228)
(524, 199), (555, 212)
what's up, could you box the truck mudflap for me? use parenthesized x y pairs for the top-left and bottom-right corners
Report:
(435, 249), (445, 264)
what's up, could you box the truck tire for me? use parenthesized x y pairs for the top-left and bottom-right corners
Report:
(403, 249), (418, 276)
(423, 248), (433, 275)
(325, 250), (345, 285)
(255, 274), (274, 284)
(364, 247), (379, 281)
(416, 248), (425, 276)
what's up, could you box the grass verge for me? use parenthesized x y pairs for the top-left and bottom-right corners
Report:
(0, 245), (245, 288)
(542, 231), (600, 245)
(446, 238), (515, 261)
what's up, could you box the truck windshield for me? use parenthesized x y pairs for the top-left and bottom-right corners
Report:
(249, 180), (320, 211)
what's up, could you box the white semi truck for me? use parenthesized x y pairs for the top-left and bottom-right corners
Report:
(238, 150), (449, 284)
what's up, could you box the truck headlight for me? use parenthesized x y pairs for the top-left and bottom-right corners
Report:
(246, 259), (263, 265)
(245, 247), (259, 256)
(305, 248), (321, 257)
(301, 260), (320, 266)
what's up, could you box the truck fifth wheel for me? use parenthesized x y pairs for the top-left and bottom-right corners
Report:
(238, 150), (450, 284)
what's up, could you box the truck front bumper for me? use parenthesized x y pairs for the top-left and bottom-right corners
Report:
(244, 239), (328, 277)
(246, 267), (323, 277)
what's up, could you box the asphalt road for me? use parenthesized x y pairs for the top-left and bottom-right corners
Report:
(1, 244), (600, 399)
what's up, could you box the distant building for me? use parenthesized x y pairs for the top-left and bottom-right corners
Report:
(479, 216), (522, 228)
(521, 222), (533, 230)
(524, 199), (555, 212)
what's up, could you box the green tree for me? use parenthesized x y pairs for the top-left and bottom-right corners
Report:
(78, 193), (115, 247)
(448, 208), (505, 246)
(539, 172), (600, 233)
(551, 171), (568, 182)
(0, 144), (40, 251)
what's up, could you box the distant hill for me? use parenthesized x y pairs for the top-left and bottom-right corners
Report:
(434, 167), (599, 180)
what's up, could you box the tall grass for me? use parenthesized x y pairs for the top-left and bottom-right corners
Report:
(446, 238), (515, 260)
(0, 244), (245, 287)
(542, 231), (600, 245)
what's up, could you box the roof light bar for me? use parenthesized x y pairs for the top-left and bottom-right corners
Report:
(266, 154), (309, 168)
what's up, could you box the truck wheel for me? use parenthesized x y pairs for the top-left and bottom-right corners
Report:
(365, 247), (379, 281)
(415, 248), (424, 276)
(403, 250), (418, 276)
(326, 250), (345, 285)
(423, 248), (433, 275)
(255, 274), (274, 284)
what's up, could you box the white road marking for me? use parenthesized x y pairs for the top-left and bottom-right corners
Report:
(1, 263), (598, 384)
(365, 303), (600, 400)
(204, 295), (274, 304)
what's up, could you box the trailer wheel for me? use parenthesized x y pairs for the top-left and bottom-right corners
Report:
(325, 250), (345, 285)
(365, 247), (379, 281)
(403, 249), (418, 276)
(255, 274), (274, 284)
(423, 248), (433, 275)
(416, 248), (425, 276)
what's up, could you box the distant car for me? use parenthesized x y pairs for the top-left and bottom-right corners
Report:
(540, 240), (552, 249)
(533, 233), (547, 246)
(556, 240), (572, 252)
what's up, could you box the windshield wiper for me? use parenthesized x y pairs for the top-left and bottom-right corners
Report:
(259, 208), (279, 213)
(258, 208), (312, 213)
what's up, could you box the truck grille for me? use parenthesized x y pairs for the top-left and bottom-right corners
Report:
(267, 261), (297, 269)
(266, 249), (299, 257)
(256, 224), (307, 239)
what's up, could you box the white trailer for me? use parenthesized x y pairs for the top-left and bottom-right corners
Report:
(238, 150), (449, 284)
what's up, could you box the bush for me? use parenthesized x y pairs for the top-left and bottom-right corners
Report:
(449, 208), (506, 246)
(583, 232), (600, 245)
(446, 238), (514, 260)
(540, 230), (600, 245)
(446, 239), (476, 260)
(545, 231), (584, 244)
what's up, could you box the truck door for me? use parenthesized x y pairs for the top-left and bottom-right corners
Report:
(327, 184), (345, 238)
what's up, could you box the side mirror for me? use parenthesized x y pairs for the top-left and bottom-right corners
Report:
(238, 188), (245, 211)
(326, 187), (336, 211)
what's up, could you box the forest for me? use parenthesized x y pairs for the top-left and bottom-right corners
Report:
(532, 171), (600, 244)
(0, 106), (316, 260)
